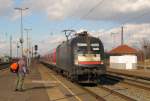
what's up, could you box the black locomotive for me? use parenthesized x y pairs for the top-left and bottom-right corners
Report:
(43, 31), (106, 83)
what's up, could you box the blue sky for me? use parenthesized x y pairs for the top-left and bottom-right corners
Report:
(0, 0), (150, 56)
(0, 7), (116, 42)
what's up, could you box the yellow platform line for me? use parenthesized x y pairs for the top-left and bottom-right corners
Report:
(48, 70), (82, 101)
(39, 66), (68, 101)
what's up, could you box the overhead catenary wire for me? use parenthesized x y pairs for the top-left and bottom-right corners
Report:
(44, 1), (150, 49)
(69, 0), (105, 30)
(97, 9), (150, 49)
(99, 9), (150, 35)
(43, 0), (105, 41)
(81, 0), (105, 19)
(70, 0), (150, 36)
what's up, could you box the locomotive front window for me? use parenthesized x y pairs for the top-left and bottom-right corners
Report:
(77, 46), (87, 51)
(76, 47), (100, 54)
(77, 43), (87, 46)
(76, 43), (100, 54)
(91, 43), (100, 54)
(77, 43), (87, 52)
(91, 43), (99, 47)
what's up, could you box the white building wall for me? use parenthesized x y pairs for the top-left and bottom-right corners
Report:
(110, 55), (137, 69)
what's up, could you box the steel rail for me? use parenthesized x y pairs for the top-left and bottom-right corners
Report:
(75, 85), (106, 101)
(107, 74), (150, 90)
(0, 63), (10, 70)
(98, 85), (136, 101)
(105, 74), (150, 91)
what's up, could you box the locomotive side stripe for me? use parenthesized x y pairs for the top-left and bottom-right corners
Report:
(78, 61), (102, 64)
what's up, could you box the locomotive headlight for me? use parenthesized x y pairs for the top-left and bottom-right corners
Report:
(101, 61), (104, 64)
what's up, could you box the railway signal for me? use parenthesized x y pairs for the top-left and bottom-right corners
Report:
(34, 45), (38, 51)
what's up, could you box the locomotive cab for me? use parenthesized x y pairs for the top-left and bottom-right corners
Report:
(72, 32), (106, 83)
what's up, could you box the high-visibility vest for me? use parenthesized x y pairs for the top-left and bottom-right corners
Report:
(10, 63), (19, 73)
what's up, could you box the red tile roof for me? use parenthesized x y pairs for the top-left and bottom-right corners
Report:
(109, 45), (137, 54)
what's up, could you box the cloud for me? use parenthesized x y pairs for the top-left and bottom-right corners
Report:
(0, 0), (13, 16)
(124, 24), (150, 45)
(0, 39), (18, 57)
(95, 23), (150, 50)
(1, 23), (149, 56)
(36, 23), (150, 54)
(21, 0), (150, 23)
(1, 0), (150, 55)
(37, 34), (65, 54)
(0, 0), (30, 20)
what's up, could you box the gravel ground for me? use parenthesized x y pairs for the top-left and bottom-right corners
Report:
(86, 87), (128, 101)
(104, 82), (150, 101)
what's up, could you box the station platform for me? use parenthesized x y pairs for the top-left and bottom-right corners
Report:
(0, 61), (97, 101)
(0, 62), (50, 101)
(107, 68), (150, 80)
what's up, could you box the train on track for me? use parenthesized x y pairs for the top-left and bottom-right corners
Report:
(41, 31), (106, 83)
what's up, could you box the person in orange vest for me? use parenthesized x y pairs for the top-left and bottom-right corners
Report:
(15, 56), (28, 91)
(10, 62), (19, 73)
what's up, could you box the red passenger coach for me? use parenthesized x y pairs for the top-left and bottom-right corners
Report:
(52, 49), (56, 65)
(43, 49), (56, 65)
(48, 49), (56, 65)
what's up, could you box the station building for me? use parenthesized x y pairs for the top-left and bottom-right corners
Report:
(108, 45), (138, 69)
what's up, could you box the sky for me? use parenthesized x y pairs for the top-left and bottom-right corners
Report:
(0, 0), (150, 57)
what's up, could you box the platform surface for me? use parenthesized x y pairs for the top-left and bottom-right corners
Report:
(0, 61), (97, 101)
(0, 62), (50, 101)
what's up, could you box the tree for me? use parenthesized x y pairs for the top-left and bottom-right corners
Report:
(141, 39), (150, 59)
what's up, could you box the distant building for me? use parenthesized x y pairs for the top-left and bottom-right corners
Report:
(109, 45), (137, 55)
(108, 45), (137, 69)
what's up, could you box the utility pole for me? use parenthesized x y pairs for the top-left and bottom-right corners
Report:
(14, 7), (29, 57)
(10, 35), (12, 59)
(32, 46), (34, 58)
(121, 26), (124, 45)
(144, 45), (148, 71)
(16, 41), (19, 58)
(28, 37), (32, 65)
(24, 28), (32, 67)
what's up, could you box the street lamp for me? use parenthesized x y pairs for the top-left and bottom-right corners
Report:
(24, 28), (32, 67)
(14, 7), (29, 57)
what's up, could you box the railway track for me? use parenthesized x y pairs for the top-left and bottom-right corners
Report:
(77, 85), (137, 101)
(42, 62), (150, 101)
(42, 62), (106, 101)
(0, 63), (10, 70)
(75, 74), (150, 101)
(75, 84), (106, 101)
(74, 78), (137, 101)
(97, 85), (136, 101)
(104, 74), (150, 91)
(101, 75), (150, 101)
(78, 85), (138, 101)
(43, 63), (138, 101)
(107, 71), (150, 81)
